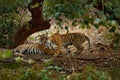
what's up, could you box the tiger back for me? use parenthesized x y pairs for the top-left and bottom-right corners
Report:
(13, 33), (61, 56)
(12, 42), (58, 56)
(45, 33), (91, 56)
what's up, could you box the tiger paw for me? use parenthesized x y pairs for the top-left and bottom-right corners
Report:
(53, 53), (59, 57)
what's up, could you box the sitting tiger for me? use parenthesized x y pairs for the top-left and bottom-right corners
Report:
(44, 33), (91, 56)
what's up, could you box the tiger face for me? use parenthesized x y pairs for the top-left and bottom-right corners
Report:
(36, 33), (58, 50)
(35, 33), (48, 44)
(45, 40), (57, 50)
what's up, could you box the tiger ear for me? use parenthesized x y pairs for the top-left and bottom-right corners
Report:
(38, 33), (48, 44)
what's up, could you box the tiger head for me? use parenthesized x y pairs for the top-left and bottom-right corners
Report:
(35, 34), (48, 44)
(36, 33), (58, 50)
(44, 40), (57, 50)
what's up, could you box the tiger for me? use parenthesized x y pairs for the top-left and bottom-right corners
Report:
(12, 33), (59, 57)
(12, 42), (58, 57)
(44, 33), (91, 56)
(12, 43), (43, 57)
(35, 34), (48, 44)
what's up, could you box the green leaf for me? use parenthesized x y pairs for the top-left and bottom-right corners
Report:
(94, 24), (99, 29)
(118, 26), (120, 30)
(0, 50), (12, 59)
(30, 3), (40, 9)
(94, 18), (101, 24)
(15, 56), (23, 63)
(80, 24), (86, 29)
(65, 26), (68, 30)
(84, 20), (89, 25)
(109, 26), (116, 32)
(56, 17), (63, 22)
(99, 20), (104, 25)
(72, 20), (78, 26)
(110, 20), (117, 26)
(56, 22), (61, 28)
(86, 25), (91, 29)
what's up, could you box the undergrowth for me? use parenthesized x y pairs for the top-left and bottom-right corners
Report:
(0, 50), (113, 80)
(113, 33), (120, 51)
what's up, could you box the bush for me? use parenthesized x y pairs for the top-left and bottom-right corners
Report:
(0, 64), (111, 80)
(0, 0), (31, 48)
(67, 66), (111, 80)
(112, 33), (120, 50)
(0, 12), (21, 48)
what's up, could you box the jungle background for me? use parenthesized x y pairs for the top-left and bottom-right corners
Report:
(0, 0), (120, 80)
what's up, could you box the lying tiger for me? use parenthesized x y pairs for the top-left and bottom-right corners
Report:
(44, 33), (91, 56)
(12, 34), (58, 56)
(12, 42), (58, 57)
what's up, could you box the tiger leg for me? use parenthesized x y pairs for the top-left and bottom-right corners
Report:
(53, 49), (61, 57)
(64, 45), (71, 53)
(74, 44), (84, 54)
(53, 40), (65, 57)
(77, 46), (84, 54)
(53, 46), (66, 57)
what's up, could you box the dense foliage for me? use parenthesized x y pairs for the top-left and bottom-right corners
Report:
(0, 13), (21, 48)
(0, 0), (31, 48)
(0, 0), (120, 47)
(0, 65), (111, 80)
(0, 0), (30, 15)
(0, 0), (120, 48)
(0, 50), (111, 80)
(0, 1), (120, 80)
(43, 0), (120, 30)
(42, 0), (120, 50)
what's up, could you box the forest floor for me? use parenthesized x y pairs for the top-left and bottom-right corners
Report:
(18, 42), (120, 72)
(25, 26), (120, 73)
(0, 26), (120, 79)
(0, 42), (120, 79)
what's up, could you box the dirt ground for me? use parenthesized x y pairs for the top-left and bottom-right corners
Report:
(7, 42), (119, 73)
(0, 26), (120, 74)
(52, 43), (120, 73)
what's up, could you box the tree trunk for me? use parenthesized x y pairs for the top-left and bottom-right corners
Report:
(12, 0), (50, 48)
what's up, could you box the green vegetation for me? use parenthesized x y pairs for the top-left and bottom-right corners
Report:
(107, 68), (120, 80)
(0, 50), (120, 80)
(0, 59), (112, 80)
(0, 0), (30, 15)
(0, 50), (12, 60)
(43, 0), (120, 29)
(42, 0), (120, 49)
(0, 0), (120, 80)
(112, 33), (120, 50)
(0, 0), (31, 48)
(0, 13), (21, 48)
(68, 66), (111, 80)
(0, 0), (120, 49)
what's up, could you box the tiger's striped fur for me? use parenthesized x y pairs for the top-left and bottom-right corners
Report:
(12, 42), (58, 56)
(13, 33), (91, 57)
(12, 43), (43, 56)
(45, 33), (91, 56)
